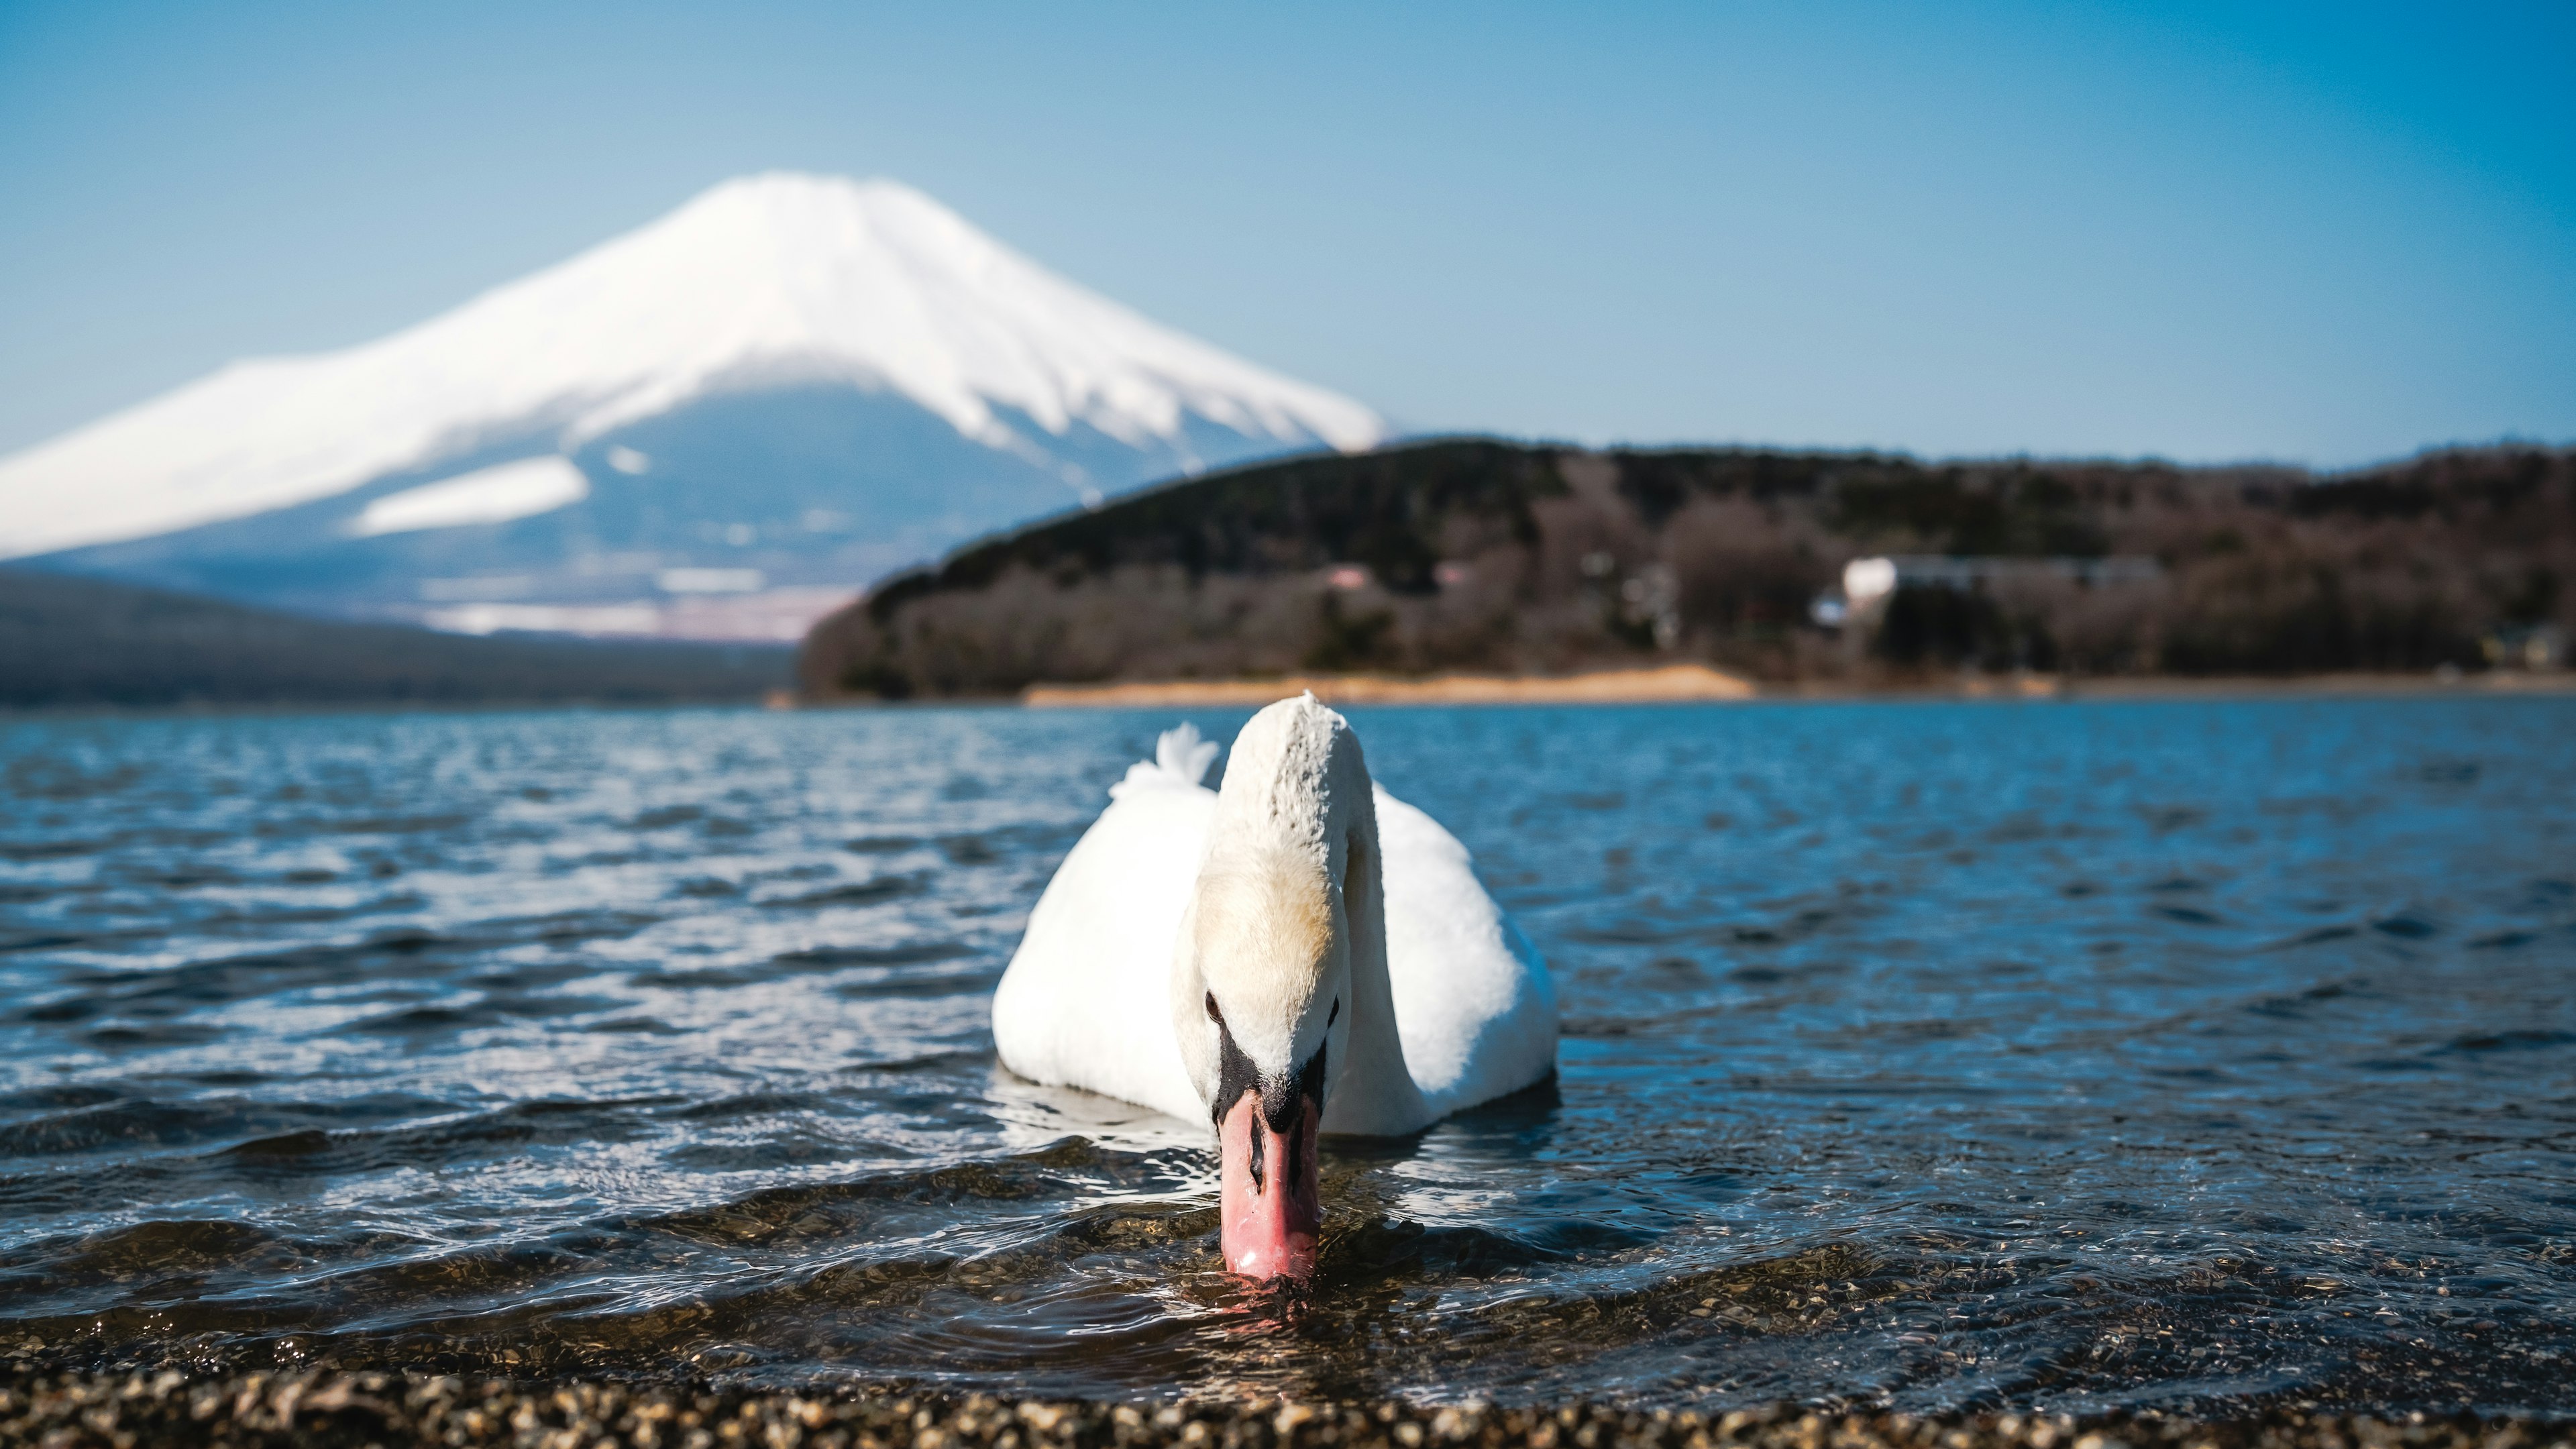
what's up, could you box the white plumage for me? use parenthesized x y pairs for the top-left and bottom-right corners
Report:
(993, 717), (1558, 1135)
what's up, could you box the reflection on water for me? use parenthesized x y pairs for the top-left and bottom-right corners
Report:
(0, 698), (2571, 1412)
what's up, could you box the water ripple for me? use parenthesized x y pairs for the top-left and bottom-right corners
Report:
(0, 699), (2571, 1411)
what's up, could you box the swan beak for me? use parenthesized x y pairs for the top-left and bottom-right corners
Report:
(1217, 1088), (1321, 1281)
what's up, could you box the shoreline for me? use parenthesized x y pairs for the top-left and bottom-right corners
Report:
(1018, 667), (2576, 709)
(5, 670), (2569, 719)
(3, 1369), (2566, 1449)
(1021, 664), (1758, 708)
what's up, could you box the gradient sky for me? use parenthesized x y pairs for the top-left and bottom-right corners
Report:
(1, 1), (2569, 467)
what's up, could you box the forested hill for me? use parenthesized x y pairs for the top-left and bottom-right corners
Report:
(798, 439), (2575, 698)
(1, 568), (790, 708)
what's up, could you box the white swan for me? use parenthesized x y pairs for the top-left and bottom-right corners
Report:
(993, 694), (1558, 1280)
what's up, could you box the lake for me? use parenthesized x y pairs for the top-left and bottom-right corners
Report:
(1, 697), (2571, 1413)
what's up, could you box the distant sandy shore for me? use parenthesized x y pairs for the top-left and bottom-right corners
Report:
(2053, 669), (2576, 700)
(1021, 663), (1759, 708)
(1019, 665), (2576, 708)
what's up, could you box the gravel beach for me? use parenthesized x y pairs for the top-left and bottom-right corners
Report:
(1, 1371), (2567, 1449)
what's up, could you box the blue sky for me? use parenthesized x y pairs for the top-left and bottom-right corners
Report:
(0, 1), (2568, 466)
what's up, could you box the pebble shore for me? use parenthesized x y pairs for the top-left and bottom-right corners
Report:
(1, 1372), (2566, 1449)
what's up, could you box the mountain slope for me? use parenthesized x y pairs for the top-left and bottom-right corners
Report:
(0, 567), (789, 707)
(0, 174), (1383, 635)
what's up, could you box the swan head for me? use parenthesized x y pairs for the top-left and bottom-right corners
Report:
(1171, 843), (1350, 1282)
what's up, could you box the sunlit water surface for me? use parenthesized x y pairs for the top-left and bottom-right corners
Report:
(2, 699), (2571, 1413)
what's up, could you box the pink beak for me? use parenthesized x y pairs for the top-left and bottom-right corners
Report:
(1218, 1089), (1321, 1281)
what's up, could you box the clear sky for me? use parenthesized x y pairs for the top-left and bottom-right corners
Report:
(1, 1), (2569, 467)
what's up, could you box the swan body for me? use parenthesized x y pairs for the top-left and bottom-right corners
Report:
(993, 700), (1558, 1144)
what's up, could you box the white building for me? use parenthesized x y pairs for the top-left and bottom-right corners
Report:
(1813, 554), (2163, 628)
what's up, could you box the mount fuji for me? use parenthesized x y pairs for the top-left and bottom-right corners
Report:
(0, 173), (1385, 639)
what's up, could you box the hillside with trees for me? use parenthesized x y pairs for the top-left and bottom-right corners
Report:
(798, 440), (2575, 698)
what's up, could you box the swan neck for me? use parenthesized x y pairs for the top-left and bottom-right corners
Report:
(1197, 698), (1427, 1136)
(1330, 793), (1424, 1134)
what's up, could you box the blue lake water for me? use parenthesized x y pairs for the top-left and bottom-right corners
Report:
(1, 697), (2571, 1413)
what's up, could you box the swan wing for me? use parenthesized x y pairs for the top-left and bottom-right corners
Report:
(1375, 786), (1559, 1118)
(991, 745), (1217, 1126)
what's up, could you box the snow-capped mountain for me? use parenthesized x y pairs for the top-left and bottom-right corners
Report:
(0, 173), (1384, 637)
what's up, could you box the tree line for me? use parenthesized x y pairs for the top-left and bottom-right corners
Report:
(798, 439), (2574, 698)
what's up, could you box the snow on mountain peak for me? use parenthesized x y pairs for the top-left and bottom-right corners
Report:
(0, 172), (1384, 559)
